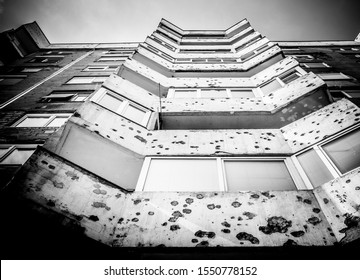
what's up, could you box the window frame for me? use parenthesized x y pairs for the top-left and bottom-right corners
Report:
(82, 65), (120, 72)
(0, 144), (39, 166)
(12, 113), (72, 128)
(318, 72), (351, 80)
(27, 55), (64, 63)
(292, 124), (360, 189)
(92, 88), (151, 127)
(65, 76), (108, 84)
(135, 156), (306, 192)
(41, 91), (92, 103)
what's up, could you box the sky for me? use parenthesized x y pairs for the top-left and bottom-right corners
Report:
(0, 0), (359, 43)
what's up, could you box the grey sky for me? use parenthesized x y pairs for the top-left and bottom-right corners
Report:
(0, 0), (359, 43)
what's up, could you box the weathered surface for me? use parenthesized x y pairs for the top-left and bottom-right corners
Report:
(11, 148), (360, 248)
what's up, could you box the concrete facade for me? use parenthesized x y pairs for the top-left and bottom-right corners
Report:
(0, 19), (359, 259)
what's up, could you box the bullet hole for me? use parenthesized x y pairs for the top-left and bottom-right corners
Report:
(191, 239), (198, 243)
(346, 179), (351, 183)
(93, 189), (107, 195)
(185, 198), (194, 204)
(259, 216), (292, 234)
(323, 198), (329, 204)
(194, 230), (216, 239)
(133, 199), (142, 205)
(53, 181), (64, 189)
(307, 217), (321, 225)
(236, 232), (260, 244)
(250, 194), (260, 199)
(303, 199), (312, 204)
(48, 165), (55, 170)
(261, 191), (275, 199)
(134, 135), (147, 143)
(290, 231), (305, 237)
(283, 239), (298, 246)
(41, 160), (48, 165)
(207, 204), (215, 210)
(183, 209), (192, 214)
(196, 241), (209, 247)
(148, 211), (154, 216)
(222, 229), (231, 234)
(313, 208), (321, 213)
(296, 196), (303, 202)
(65, 171), (79, 180)
(170, 201), (179, 206)
(196, 194), (204, 199)
(89, 215), (99, 222)
(131, 218), (139, 222)
(170, 225), (180, 231)
(161, 222), (167, 226)
(92, 202), (110, 211)
(118, 218), (124, 224)
(168, 211), (183, 222)
(112, 128), (117, 132)
(243, 212), (256, 220)
(46, 200), (55, 207)
(221, 221), (231, 228)
(231, 201), (241, 208)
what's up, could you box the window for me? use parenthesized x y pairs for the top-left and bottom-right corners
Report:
(44, 51), (72, 55)
(240, 43), (271, 61)
(66, 76), (108, 84)
(168, 88), (256, 98)
(12, 114), (71, 127)
(302, 63), (330, 68)
(294, 126), (360, 188)
(28, 56), (63, 63)
(0, 145), (38, 165)
(290, 55), (314, 60)
(97, 56), (127, 62)
(41, 91), (92, 102)
(95, 89), (151, 126)
(21, 68), (42, 73)
(223, 159), (297, 191)
(260, 69), (302, 96)
(104, 49), (135, 55)
(0, 76), (25, 85)
(318, 73), (351, 80)
(136, 157), (303, 192)
(83, 65), (119, 72)
(329, 90), (360, 104)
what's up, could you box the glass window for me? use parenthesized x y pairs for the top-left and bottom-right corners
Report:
(318, 73), (351, 80)
(16, 116), (50, 127)
(21, 68), (42, 73)
(0, 78), (24, 86)
(322, 129), (360, 174)
(46, 116), (69, 127)
(98, 94), (123, 112)
(280, 71), (300, 84)
(98, 57), (126, 62)
(123, 105), (146, 124)
(66, 77), (107, 84)
(224, 160), (297, 191)
(0, 148), (35, 165)
(201, 89), (227, 98)
(297, 149), (334, 187)
(143, 159), (219, 191)
(260, 79), (282, 95)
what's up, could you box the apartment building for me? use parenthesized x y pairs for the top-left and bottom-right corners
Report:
(0, 19), (359, 258)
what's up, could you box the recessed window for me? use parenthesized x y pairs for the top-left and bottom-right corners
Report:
(293, 126), (360, 189)
(260, 79), (283, 96)
(230, 89), (255, 98)
(66, 76), (108, 84)
(44, 51), (72, 55)
(41, 91), (92, 102)
(97, 56), (127, 62)
(224, 160), (297, 191)
(21, 68), (42, 73)
(0, 145), (38, 165)
(95, 89), (151, 126)
(322, 128), (360, 174)
(172, 89), (198, 98)
(13, 114), (71, 127)
(136, 157), (302, 192)
(0, 76), (25, 85)
(201, 89), (228, 98)
(83, 65), (119, 72)
(279, 71), (301, 84)
(291, 55), (314, 60)
(318, 73), (351, 80)
(302, 63), (330, 68)
(260, 69), (302, 96)
(28, 56), (63, 63)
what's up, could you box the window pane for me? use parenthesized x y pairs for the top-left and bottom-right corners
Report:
(224, 160), (296, 191)
(260, 79), (282, 95)
(0, 148), (9, 158)
(98, 94), (123, 112)
(67, 77), (93, 84)
(143, 159), (219, 191)
(322, 129), (360, 174)
(201, 89), (227, 98)
(123, 105), (146, 124)
(318, 73), (350, 80)
(297, 149), (334, 187)
(1, 148), (35, 164)
(16, 117), (50, 127)
(47, 117), (69, 127)
(281, 72), (300, 84)
(230, 89), (255, 98)
(173, 90), (197, 98)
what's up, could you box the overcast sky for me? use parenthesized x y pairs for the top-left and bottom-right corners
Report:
(0, 0), (359, 43)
